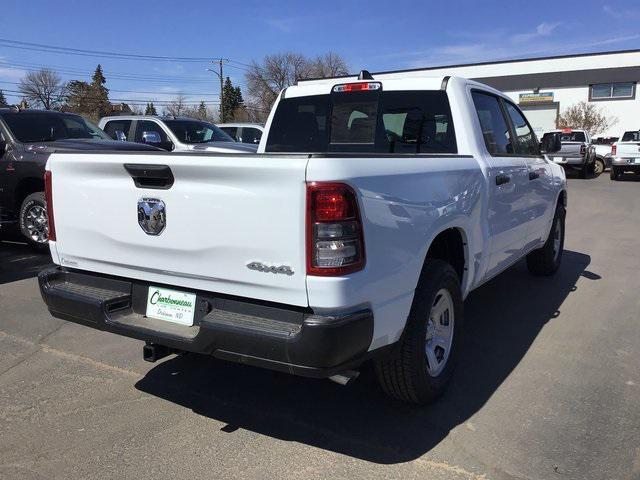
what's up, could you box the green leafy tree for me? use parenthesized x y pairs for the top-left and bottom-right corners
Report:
(0, 90), (7, 107)
(145, 102), (157, 115)
(221, 77), (244, 122)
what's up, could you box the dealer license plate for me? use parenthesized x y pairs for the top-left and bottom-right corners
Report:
(634, 158), (640, 164)
(146, 286), (196, 326)
(553, 157), (565, 163)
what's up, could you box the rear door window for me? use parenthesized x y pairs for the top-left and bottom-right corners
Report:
(220, 126), (239, 141)
(241, 127), (262, 144)
(103, 120), (132, 140)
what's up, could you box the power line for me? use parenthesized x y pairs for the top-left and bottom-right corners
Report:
(0, 80), (220, 96)
(0, 38), (225, 63)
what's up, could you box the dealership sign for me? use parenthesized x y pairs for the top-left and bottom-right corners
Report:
(519, 92), (554, 104)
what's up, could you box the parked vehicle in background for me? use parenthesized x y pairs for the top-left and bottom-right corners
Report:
(592, 136), (618, 172)
(0, 108), (160, 249)
(610, 130), (640, 181)
(217, 123), (264, 144)
(40, 75), (566, 404)
(99, 116), (258, 153)
(543, 128), (595, 178)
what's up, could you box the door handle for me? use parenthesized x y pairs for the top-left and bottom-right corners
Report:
(529, 171), (540, 181)
(495, 173), (511, 186)
(124, 164), (174, 189)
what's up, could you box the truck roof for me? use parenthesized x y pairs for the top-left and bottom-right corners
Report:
(286, 75), (503, 99)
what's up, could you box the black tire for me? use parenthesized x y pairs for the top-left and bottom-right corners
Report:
(19, 192), (49, 250)
(594, 158), (605, 176)
(610, 167), (620, 181)
(526, 203), (565, 276)
(580, 165), (589, 179)
(374, 259), (464, 404)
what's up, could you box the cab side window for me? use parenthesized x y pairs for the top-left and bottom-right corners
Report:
(241, 127), (262, 144)
(135, 120), (168, 143)
(104, 120), (132, 140)
(471, 91), (514, 155)
(503, 102), (539, 155)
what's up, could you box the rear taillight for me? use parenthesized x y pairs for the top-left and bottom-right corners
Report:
(580, 145), (586, 156)
(612, 144), (617, 156)
(44, 170), (56, 241)
(306, 182), (365, 276)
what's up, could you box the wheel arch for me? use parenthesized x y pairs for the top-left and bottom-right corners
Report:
(421, 226), (469, 289)
(14, 177), (45, 213)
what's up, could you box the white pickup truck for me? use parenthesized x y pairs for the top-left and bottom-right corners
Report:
(39, 73), (567, 404)
(610, 130), (640, 180)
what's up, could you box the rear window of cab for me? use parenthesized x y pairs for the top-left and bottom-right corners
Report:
(265, 90), (457, 154)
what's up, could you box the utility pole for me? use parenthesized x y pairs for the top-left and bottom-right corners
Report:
(206, 59), (228, 122)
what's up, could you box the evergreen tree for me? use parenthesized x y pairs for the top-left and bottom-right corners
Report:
(0, 89), (7, 107)
(221, 77), (244, 122)
(145, 102), (157, 115)
(196, 101), (208, 120)
(90, 64), (111, 120)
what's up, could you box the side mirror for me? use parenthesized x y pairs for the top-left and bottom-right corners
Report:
(141, 131), (162, 144)
(114, 130), (127, 142)
(541, 132), (562, 154)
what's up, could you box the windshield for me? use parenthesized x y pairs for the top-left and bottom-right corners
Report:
(266, 90), (457, 154)
(559, 131), (586, 142)
(1, 112), (110, 142)
(621, 131), (640, 142)
(164, 120), (234, 144)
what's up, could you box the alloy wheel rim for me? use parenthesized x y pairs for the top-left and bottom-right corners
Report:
(24, 205), (48, 243)
(595, 160), (604, 175)
(425, 288), (455, 377)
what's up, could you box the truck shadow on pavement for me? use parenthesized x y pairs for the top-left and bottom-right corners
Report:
(136, 250), (593, 464)
(0, 240), (52, 285)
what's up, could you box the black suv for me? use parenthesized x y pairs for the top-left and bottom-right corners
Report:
(0, 108), (159, 248)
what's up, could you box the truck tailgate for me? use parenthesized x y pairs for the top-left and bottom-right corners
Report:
(48, 152), (310, 307)
(615, 142), (640, 157)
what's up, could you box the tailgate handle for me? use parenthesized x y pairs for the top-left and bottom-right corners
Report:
(124, 164), (174, 189)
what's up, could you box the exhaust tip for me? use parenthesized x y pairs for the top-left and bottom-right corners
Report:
(328, 370), (360, 386)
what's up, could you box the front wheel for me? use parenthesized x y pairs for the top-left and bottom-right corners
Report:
(375, 259), (463, 404)
(526, 203), (565, 276)
(19, 192), (49, 250)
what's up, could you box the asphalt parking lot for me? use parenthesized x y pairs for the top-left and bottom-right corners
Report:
(1, 172), (639, 480)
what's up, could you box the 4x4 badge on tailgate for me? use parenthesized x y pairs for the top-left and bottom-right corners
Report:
(138, 198), (166, 235)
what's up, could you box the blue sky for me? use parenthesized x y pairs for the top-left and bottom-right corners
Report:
(1, 0), (639, 109)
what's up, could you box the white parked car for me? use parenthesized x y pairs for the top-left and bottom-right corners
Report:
(40, 74), (566, 404)
(610, 130), (640, 180)
(99, 116), (258, 153)
(217, 123), (264, 144)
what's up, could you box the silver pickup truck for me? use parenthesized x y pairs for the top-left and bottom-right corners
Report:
(542, 129), (595, 178)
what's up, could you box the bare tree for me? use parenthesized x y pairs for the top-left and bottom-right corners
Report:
(246, 52), (349, 121)
(308, 52), (349, 78)
(19, 69), (66, 110)
(163, 94), (187, 117)
(557, 102), (618, 135)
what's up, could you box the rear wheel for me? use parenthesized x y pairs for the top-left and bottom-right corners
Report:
(610, 167), (620, 181)
(526, 203), (565, 276)
(19, 192), (49, 250)
(594, 158), (605, 176)
(375, 259), (463, 404)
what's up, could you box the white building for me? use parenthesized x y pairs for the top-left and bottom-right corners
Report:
(302, 49), (640, 138)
